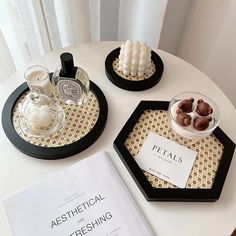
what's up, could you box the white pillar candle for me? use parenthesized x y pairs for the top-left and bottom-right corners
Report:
(24, 65), (52, 97)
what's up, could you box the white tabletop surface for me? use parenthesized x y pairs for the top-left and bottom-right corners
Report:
(0, 41), (236, 236)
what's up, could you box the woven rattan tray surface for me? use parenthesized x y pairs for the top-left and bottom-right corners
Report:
(13, 89), (99, 147)
(2, 81), (108, 159)
(114, 101), (235, 201)
(112, 58), (156, 81)
(125, 109), (223, 189)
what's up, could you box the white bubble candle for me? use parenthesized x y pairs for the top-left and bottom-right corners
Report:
(28, 104), (53, 129)
(118, 40), (151, 77)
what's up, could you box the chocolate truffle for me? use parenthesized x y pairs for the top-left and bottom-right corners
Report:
(178, 98), (194, 113)
(196, 99), (213, 116)
(176, 111), (191, 127)
(193, 116), (212, 131)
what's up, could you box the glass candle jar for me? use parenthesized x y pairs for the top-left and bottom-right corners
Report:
(24, 65), (52, 97)
(19, 91), (65, 137)
(168, 92), (220, 139)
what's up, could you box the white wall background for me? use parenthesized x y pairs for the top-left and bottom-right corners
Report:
(175, 0), (236, 108)
(100, 0), (120, 41)
(118, 0), (167, 49)
(159, 0), (192, 55)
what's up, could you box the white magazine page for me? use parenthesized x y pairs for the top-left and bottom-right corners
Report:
(3, 151), (155, 236)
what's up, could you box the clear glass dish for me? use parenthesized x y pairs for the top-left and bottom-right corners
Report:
(19, 91), (65, 137)
(168, 92), (220, 139)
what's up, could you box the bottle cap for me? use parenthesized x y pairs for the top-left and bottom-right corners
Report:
(60, 53), (76, 78)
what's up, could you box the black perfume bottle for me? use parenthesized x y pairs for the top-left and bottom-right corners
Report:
(52, 52), (90, 105)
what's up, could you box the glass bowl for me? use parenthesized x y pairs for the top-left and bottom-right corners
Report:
(19, 91), (65, 137)
(168, 92), (220, 139)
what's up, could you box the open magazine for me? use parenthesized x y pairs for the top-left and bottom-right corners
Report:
(3, 151), (155, 236)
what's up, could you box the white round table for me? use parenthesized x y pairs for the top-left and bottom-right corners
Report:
(0, 41), (236, 236)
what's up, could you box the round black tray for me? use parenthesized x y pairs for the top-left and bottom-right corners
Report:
(105, 47), (164, 91)
(2, 81), (108, 160)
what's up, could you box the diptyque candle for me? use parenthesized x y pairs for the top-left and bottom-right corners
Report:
(24, 65), (52, 97)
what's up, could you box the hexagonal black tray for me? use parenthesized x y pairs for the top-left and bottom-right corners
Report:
(114, 101), (235, 202)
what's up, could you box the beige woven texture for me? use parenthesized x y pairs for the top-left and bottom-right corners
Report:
(125, 110), (224, 189)
(112, 58), (156, 81)
(12, 90), (99, 147)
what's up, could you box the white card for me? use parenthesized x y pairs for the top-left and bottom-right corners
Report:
(135, 132), (197, 188)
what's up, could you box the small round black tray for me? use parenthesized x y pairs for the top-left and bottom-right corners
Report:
(2, 81), (108, 160)
(105, 47), (164, 91)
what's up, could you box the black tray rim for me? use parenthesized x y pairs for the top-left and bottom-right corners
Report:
(114, 100), (235, 202)
(105, 47), (164, 91)
(2, 80), (108, 160)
